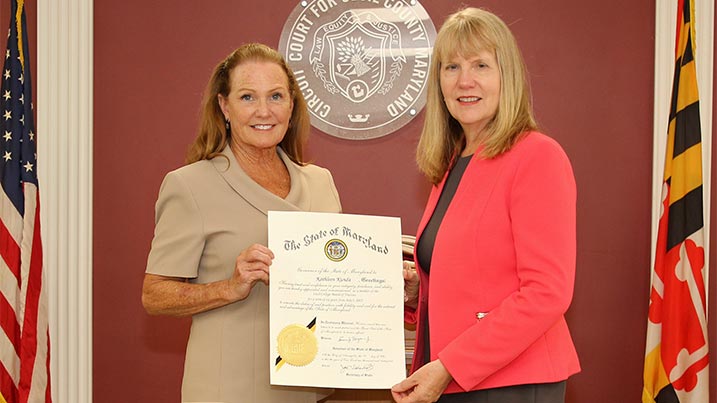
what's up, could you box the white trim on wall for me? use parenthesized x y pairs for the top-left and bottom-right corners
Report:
(651, 1), (714, 289)
(37, 0), (93, 402)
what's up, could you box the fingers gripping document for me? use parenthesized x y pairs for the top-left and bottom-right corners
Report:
(268, 211), (406, 389)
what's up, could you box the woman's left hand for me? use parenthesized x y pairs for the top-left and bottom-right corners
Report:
(391, 359), (453, 403)
(227, 243), (274, 301)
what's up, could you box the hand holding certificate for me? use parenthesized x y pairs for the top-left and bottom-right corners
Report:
(268, 211), (406, 389)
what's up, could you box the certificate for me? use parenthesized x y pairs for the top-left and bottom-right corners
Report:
(268, 211), (406, 389)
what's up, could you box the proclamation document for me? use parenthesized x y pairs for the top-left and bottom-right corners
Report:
(268, 211), (406, 389)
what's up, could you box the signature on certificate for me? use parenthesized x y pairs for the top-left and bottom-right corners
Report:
(339, 363), (375, 376)
(337, 335), (371, 344)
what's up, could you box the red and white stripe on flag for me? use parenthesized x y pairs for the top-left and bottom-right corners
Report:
(0, 0), (51, 402)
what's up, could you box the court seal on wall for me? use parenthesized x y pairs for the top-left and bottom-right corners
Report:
(279, 0), (436, 140)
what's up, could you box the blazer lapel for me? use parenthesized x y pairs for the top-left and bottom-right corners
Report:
(447, 153), (505, 224)
(415, 152), (507, 246)
(415, 175), (448, 247)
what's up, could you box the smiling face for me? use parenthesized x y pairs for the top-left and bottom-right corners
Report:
(218, 60), (294, 153)
(439, 49), (501, 139)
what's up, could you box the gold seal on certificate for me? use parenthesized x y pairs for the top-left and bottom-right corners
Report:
(277, 324), (318, 367)
(324, 239), (348, 262)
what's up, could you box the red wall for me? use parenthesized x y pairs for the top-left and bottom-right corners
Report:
(91, 1), (713, 402)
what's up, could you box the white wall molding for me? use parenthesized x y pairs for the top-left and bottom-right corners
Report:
(37, 0), (93, 402)
(652, 1), (714, 287)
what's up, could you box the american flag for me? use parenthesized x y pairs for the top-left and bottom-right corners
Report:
(642, 0), (708, 402)
(0, 0), (51, 402)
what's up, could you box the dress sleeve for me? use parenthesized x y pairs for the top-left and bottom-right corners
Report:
(145, 170), (206, 278)
(438, 138), (577, 390)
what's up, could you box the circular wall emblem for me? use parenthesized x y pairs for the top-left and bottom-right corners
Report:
(324, 239), (348, 262)
(279, 0), (436, 140)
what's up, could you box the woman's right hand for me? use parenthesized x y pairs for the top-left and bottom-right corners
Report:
(391, 359), (452, 403)
(228, 243), (274, 301)
(403, 260), (419, 309)
(141, 243), (274, 317)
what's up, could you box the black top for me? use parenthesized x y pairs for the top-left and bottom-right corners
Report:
(415, 154), (472, 272)
(414, 154), (472, 366)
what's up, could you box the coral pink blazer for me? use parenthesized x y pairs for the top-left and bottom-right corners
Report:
(406, 132), (581, 393)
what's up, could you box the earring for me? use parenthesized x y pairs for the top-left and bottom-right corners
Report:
(225, 119), (230, 130)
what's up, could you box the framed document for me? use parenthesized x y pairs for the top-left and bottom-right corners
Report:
(268, 211), (406, 389)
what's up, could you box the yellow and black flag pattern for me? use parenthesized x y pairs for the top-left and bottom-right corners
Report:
(642, 1), (709, 403)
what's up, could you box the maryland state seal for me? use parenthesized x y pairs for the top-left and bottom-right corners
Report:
(279, 0), (436, 140)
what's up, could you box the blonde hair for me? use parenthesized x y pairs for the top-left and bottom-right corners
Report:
(186, 43), (311, 165)
(417, 7), (537, 184)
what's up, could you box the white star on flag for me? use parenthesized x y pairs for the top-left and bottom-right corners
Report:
(0, 2), (52, 400)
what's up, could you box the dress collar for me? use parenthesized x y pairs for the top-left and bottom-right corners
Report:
(211, 145), (311, 215)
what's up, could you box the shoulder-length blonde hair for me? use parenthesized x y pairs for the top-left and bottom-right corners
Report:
(186, 43), (311, 165)
(417, 7), (537, 184)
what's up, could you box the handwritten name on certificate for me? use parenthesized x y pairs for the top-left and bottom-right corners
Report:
(268, 211), (406, 389)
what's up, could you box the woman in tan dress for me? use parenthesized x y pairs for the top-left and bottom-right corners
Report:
(141, 43), (341, 403)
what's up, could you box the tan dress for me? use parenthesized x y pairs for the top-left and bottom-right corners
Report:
(146, 146), (342, 403)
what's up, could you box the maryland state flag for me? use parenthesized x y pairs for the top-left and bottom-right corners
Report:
(642, 0), (709, 402)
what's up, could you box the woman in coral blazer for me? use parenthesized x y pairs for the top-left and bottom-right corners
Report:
(392, 8), (580, 403)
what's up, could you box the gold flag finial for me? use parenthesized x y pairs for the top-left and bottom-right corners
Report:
(16, 0), (24, 68)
